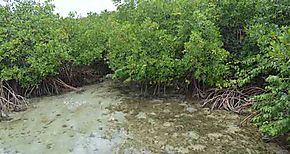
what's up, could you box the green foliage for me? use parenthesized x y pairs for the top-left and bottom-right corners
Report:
(0, 1), (69, 86)
(0, 1), (110, 87)
(249, 26), (290, 136)
(223, 0), (290, 136)
(108, 0), (228, 86)
(108, 19), (178, 82)
(64, 12), (111, 65)
(225, 0), (290, 87)
(183, 14), (229, 86)
(217, 0), (257, 53)
(253, 76), (290, 136)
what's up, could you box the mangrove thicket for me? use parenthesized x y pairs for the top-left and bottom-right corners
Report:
(0, 0), (289, 144)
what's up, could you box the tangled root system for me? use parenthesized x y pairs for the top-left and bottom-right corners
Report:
(202, 87), (264, 113)
(0, 81), (28, 117)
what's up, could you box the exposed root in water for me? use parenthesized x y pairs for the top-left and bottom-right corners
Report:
(23, 64), (103, 97)
(54, 77), (80, 91)
(139, 82), (177, 97)
(0, 63), (107, 117)
(59, 62), (108, 87)
(191, 79), (206, 98)
(153, 83), (163, 96)
(202, 87), (264, 113)
(25, 77), (81, 97)
(139, 83), (166, 97)
(0, 81), (28, 118)
(240, 111), (258, 126)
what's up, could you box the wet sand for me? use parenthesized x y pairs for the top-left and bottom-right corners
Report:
(0, 81), (287, 154)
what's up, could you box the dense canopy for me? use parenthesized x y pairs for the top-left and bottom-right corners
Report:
(0, 0), (289, 141)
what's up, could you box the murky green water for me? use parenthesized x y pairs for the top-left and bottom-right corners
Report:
(0, 81), (287, 154)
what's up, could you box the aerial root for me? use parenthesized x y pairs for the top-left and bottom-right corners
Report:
(239, 111), (258, 126)
(24, 77), (81, 97)
(0, 81), (28, 118)
(54, 77), (80, 91)
(202, 87), (264, 113)
(191, 79), (206, 98)
(139, 82), (169, 97)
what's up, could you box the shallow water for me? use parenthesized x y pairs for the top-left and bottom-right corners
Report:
(0, 81), (287, 154)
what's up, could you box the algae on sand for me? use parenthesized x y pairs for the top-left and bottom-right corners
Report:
(0, 81), (287, 154)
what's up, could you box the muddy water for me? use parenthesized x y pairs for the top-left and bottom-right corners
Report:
(0, 81), (287, 154)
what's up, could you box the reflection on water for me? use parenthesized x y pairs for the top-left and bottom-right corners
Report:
(0, 81), (287, 154)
